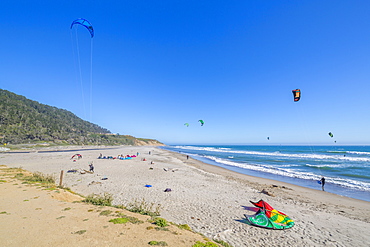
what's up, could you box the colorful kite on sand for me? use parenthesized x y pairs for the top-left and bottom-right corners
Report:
(243, 200), (294, 230)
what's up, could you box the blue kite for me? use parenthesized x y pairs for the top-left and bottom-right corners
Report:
(71, 18), (94, 37)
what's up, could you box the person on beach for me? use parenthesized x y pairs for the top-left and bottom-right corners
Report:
(321, 177), (325, 191)
(89, 162), (94, 173)
(187, 155), (189, 160)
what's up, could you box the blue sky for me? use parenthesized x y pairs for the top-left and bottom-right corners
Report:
(1, 1), (370, 145)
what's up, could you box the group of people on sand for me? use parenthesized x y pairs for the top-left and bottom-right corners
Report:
(97, 153), (137, 160)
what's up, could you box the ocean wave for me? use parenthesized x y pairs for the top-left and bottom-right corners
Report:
(172, 145), (370, 162)
(200, 155), (370, 192)
(347, 151), (370, 155)
(305, 163), (352, 168)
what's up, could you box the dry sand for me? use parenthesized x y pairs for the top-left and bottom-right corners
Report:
(1, 145), (370, 247)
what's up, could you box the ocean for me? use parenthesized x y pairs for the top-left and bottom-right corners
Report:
(162, 145), (370, 202)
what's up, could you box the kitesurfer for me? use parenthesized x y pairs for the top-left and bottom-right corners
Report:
(320, 177), (325, 191)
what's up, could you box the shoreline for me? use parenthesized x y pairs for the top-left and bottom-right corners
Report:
(162, 145), (370, 202)
(1, 145), (369, 246)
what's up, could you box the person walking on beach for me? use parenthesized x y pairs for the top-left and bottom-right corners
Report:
(89, 162), (94, 173)
(321, 177), (325, 191)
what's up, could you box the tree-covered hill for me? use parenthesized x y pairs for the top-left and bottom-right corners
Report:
(0, 89), (162, 146)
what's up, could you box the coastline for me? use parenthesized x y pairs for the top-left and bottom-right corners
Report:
(1, 145), (369, 246)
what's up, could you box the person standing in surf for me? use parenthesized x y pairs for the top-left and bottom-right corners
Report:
(321, 177), (325, 191)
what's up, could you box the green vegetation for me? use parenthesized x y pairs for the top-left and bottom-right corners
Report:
(109, 217), (129, 224)
(153, 217), (168, 227)
(177, 224), (192, 231)
(82, 193), (113, 206)
(125, 198), (162, 216)
(192, 241), (219, 247)
(114, 213), (144, 224)
(214, 239), (233, 247)
(148, 241), (168, 246)
(99, 210), (112, 216)
(21, 172), (55, 187)
(0, 89), (162, 145)
(72, 230), (87, 235)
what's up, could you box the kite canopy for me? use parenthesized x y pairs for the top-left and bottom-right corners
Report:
(184, 123), (189, 127)
(71, 154), (82, 160)
(71, 18), (94, 37)
(328, 132), (334, 138)
(292, 89), (301, 102)
(198, 120), (204, 126)
(244, 200), (294, 230)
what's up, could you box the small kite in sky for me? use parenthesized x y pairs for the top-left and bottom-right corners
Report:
(71, 18), (94, 37)
(292, 89), (301, 102)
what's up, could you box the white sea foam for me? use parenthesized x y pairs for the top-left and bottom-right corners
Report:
(173, 146), (370, 162)
(199, 155), (370, 192)
(305, 163), (351, 168)
(347, 151), (370, 155)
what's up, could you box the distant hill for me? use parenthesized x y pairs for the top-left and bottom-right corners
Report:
(0, 89), (163, 146)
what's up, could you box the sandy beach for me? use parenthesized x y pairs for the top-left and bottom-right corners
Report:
(1, 145), (369, 247)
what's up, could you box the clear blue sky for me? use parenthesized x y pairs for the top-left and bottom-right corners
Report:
(1, 0), (370, 145)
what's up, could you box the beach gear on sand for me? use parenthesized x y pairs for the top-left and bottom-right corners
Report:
(71, 154), (82, 160)
(164, 188), (172, 192)
(243, 200), (294, 230)
(145, 184), (152, 188)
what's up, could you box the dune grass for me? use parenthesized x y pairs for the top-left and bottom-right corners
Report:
(82, 193), (113, 206)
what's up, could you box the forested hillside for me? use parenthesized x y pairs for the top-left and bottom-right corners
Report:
(0, 89), (162, 146)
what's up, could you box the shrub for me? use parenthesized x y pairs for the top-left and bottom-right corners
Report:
(192, 242), (218, 247)
(148, 241), (168, 246)
(83, 193), (113, 206)
(126, 198), (161, 216)
(23, 172), (55, 186)
(109, 215), (144, 224)
(109, 218), (129, 224)
(177, 224), (192, 231)
(154, 217), (168, 227)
